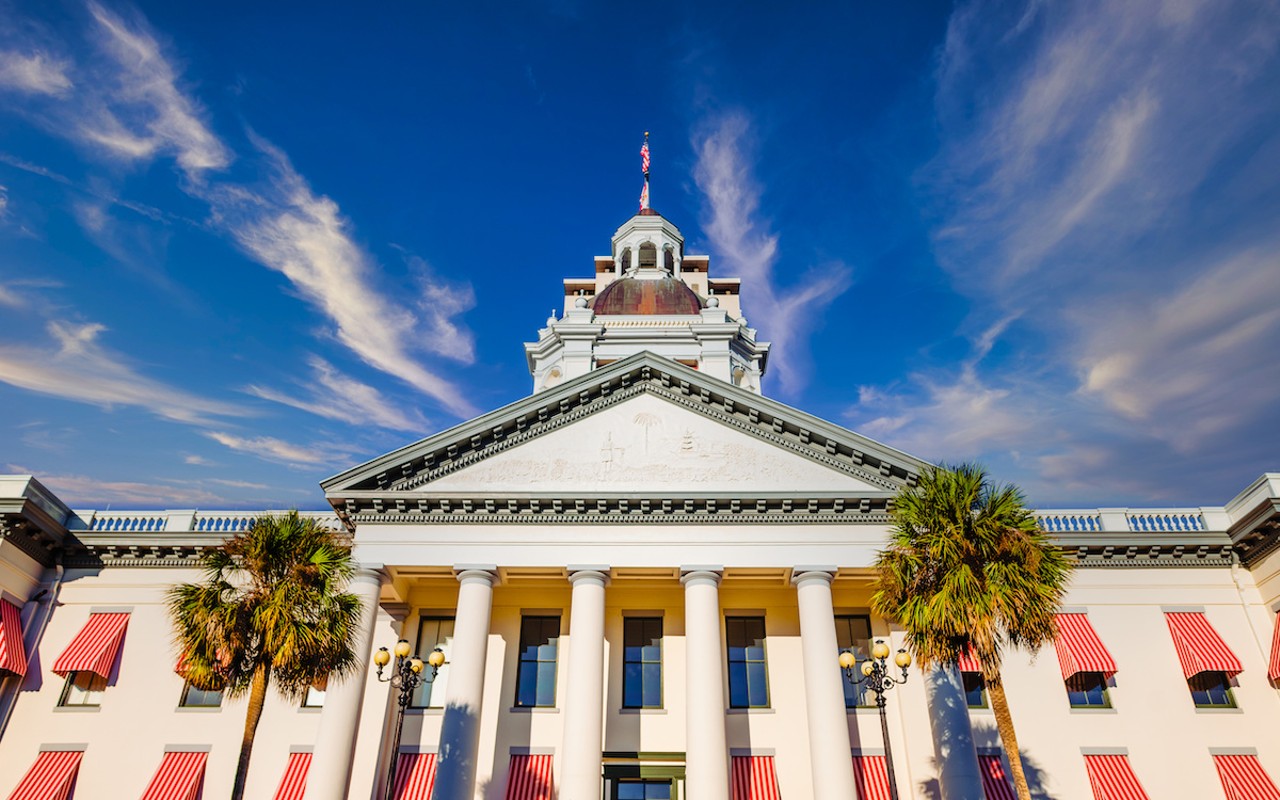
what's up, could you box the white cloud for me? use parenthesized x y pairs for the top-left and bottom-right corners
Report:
(203, 138), (477, 416)
(0, 50), (72, 95)
(246, 355), (429, 433)
(855, 0), (1280, 503)
(16, 468), (229, 507)
(81, 2), (230, 176)
(692, 112), (852, 393)
(183, 454), (213, 466)
(1, 5), (478, 421)
(0, 320), (246, 425)
(204, 431), (351, 468)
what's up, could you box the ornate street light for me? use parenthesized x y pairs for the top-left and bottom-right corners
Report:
(840, 639), (912, 800)
(373, 640), (446, 800)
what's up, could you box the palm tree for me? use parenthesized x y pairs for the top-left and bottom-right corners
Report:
(871, 464), (1071, 800)
(168, 511), (364, 800)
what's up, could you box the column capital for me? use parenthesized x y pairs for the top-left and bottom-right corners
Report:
(568, 568), (611, 587)
(790, 567), (838, 586)
(454, 565), (499, 586)
(353, 563), (387, 582)
(680, 566), (723, 587)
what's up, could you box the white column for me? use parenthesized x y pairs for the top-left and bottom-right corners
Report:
(306, 565), (385, 800)
(926, 665), (984, 800)
(559, 568), (610, 800)
(681, 568), (729, 800)
(792, 569), (857, 800)
(433, 567), (497, 800)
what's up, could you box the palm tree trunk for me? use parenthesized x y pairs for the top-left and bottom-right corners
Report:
(231, 662), (271, 800)
(986, 672), (1032, 800)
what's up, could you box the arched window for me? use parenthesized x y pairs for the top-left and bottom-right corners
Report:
(664, 247), (675, 272)
(639, 243), (657, 269)
(619, 248), (631, 272)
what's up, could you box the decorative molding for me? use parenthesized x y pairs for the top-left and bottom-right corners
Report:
(322, 353), (926, 504)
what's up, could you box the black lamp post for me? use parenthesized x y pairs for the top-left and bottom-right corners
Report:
(840, 639), (912, 800)
(373, 640), (445, 800)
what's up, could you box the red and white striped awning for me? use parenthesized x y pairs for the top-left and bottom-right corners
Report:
(504, 754), (553, 800)
(140, 750), (207, 800)
(957, 648), (982, 673)
(6, 749), (83, 800)
(730, 755), (780, 800)
(0, 599), (26, 677)
(1053, 614), (1118, 679)
(390, 752), (437, 800)
(979, 755), (1016, 800)
(1164, 612), (1243, 678)
(1083, 754), (1149, 800)
(1214, 754), (1280, 800)
(851, 755), (891, 800)
(1267, 611), (1280, 682)
(273, 752), (312, 800)
(52, 612), (129, 679)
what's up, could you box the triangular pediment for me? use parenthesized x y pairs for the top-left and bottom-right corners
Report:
(425, 392), (879, 493)
(320, 353), (931, 527)
(322, 353), (929, 510)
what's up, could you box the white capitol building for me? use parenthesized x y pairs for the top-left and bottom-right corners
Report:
(0, 207), (1278, 800)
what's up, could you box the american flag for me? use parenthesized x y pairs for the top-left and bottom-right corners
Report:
(640, 134), (650, 175)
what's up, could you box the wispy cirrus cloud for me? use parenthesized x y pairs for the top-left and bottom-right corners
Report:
(203, 431), (353, 468)
(80, 1), (230, 176)
(17, 468), (231, 506)
(0, 319), (246, 425)
(246, 355), (429, 433)
(201, 137), (478, 416)
(849, 0), (1280, 504)
(693, 112), (852, 393)
(0, 50), (72, 95)
(0, 2), (478, 421)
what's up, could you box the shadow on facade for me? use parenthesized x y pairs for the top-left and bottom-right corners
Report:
(433, 701), (483, 800)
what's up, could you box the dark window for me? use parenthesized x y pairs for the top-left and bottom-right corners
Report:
(726, 616), (769, 708)
(663, 248), (675, 272)
(58, 671), (106, 707)
(620, 249), (631, 271)
(962, 672), (987, 709)
(179, 681), (223, 708)
(1188, 671), (1235, 708)
(1065, 672), (1110, 708)
(411, 617), (454, 708)
(616, 780), (672, 800)
(639, 243), (657, 268)
(623, 617), (662, 708)
(835, 615), (874, 707)
(516, 615), (560, 707)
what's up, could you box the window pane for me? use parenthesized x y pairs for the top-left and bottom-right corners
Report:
(1065, 672), (1109, 708)
(181, 682), (222, 708)
(1189, 671), (1234, 707)
(412, 618), (454, 708)
(535, 662), (557, 707)
(963, 672), (987, 708)
(618, 784), (644, 800)
(747, 662), (768, 706)
(623, 617), (662, 708)
(642, 663), (662, 707)
(728, 662), (749, 707)
(60, 671), (106, 707)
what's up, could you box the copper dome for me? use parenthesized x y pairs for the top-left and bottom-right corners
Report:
(591, 276), (703, 315)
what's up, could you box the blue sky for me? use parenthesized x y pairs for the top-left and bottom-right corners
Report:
(1, 0), (1278, 510)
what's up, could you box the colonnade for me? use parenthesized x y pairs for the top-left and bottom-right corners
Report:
(305, 566), (861, 800)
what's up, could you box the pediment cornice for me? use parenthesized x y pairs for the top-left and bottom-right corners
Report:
(322, 353), (929, 514)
